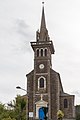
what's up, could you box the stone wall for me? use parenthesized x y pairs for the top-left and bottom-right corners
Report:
(60, 94), (75, 119)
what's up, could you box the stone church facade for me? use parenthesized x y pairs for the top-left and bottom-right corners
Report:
(26, 4), (75, 120)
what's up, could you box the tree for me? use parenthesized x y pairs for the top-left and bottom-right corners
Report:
(14, 95), (26, 120)
(0, 95), (27, 120)
(2, 116), (16, 120)
(76, 105), (80, 120)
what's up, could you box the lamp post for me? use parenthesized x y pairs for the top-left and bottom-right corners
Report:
(16, 86), (28, 120)
(16, 86), (27, 92)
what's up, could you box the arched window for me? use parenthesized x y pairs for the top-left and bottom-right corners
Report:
(40, 78), (44, 88)
(37, 49), (39, 57)
(38, 76), (46, 90)
(45, 49), (47, 56)
(41, 49), (43, 56)
(64, 99), (68, 108)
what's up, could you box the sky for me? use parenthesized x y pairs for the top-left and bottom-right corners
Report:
(0, 0), (80, 105)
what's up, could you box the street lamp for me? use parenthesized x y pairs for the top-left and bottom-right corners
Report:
(16, 86), (28, 120)
(16, 86), (27, 92)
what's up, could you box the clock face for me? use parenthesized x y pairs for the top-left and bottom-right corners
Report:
(39, 64), (44, 69)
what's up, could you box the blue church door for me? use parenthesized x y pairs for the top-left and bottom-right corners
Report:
(39, 107), (45, 120)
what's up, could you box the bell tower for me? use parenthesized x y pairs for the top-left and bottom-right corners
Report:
(30, 2), (55, 119)
(27, 2), (75, 120)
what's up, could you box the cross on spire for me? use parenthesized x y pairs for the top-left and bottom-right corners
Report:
(42, 1), (44, 5)
(40, 2), (46, 32)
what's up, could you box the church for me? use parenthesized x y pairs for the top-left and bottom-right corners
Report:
(26, 4), (75, 120)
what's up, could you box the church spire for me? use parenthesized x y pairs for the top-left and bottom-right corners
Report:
(32, 2), (55, 53)
(36, 2), (49, 41)
(39, 2), (48, 41)
(40, 2), (46, 32)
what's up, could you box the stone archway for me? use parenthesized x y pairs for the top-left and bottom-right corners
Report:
(35, 99), (48, 119)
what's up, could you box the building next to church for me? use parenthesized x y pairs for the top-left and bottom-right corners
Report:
(26, 4), (75, 120)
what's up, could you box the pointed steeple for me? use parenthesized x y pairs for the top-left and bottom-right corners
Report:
(40, 2), (46, 32)
(32, 2), (55, 54)
(38, 2), (49, 41)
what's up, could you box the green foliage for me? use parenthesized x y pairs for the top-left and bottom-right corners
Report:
(2, 116), (16, 120)
(76, 105), (80, 120)
(14, 95), (26, 120)
(0, 95), (26, 120)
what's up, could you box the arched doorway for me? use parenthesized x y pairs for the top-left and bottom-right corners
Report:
(35, 99), (48, 119)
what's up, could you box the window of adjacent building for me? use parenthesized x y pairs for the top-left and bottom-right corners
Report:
(37, 49), (39, 57)
(38, 76), (46, 90)
(64, 99), (68, 108)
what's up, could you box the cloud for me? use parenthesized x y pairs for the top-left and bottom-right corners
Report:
(15, 19), (33, 39)
(0, 17), (34, 103)
(12, 19), (34, 53)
